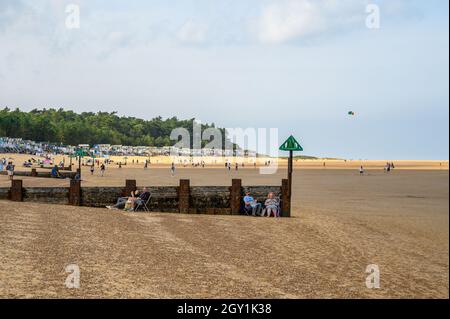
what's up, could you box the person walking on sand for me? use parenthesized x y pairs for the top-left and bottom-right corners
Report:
(171, 162), (176, 176)
(90, 165), (95, 175)
(100, 163), (106, 177)
(144, 160), (148, 170)
(6, 162), (14, 180)
(359, 165), (364, 175)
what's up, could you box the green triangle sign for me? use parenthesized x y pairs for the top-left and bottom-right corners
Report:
(279, 135), (303, 151)
(75, 148), (88, 157)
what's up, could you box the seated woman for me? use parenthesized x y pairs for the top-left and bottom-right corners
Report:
(262, 192), (280, 217)
(23, 161), (32, 168)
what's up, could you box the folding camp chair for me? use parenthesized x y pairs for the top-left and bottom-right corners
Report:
(275, 198), (282, 217)
(242, 205), (252, 216)
(134, 195), (151, 212)
(261, 197), (281, 217)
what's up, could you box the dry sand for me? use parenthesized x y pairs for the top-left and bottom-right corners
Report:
(2, 153), (448, 170)
(0, 155), (448, 298)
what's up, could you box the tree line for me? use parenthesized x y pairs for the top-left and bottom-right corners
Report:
(0, 108), (230, 148)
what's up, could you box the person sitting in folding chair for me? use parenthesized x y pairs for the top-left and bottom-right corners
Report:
(242, 191), (262, 216)
(261, 192), (280, 217)
(132, 187), (151, 211)
(107, 187), (150, 211)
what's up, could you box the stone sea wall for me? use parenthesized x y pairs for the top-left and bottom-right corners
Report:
(0, 178), (290, 216)
(0, 169), (76, 179)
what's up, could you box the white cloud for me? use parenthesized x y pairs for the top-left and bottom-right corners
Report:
(256, 0), (369, 44)
(177, 20), (208, 45)
(257, 0), (325, 44)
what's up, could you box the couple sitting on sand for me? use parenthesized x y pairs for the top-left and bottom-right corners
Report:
(243, 191), (280, 217)
(107, 187), (150, 212)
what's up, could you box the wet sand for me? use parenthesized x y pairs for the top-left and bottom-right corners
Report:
(0, 161), (448, 298)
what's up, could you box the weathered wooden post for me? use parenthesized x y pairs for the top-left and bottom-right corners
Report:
(31, 168), (37, 177)
(279, 135), (303, 217)
(124, 179), (137, 197)
(281, 179), (290, 217)
(69, 179), (81, 206)
(288, 150), (293, 200)
(69, 155), (73, 169)
(10, 179), (23, 202)
(179, 179), (190, 214)
(74, 148), (88, 179)
(230, 179), (242, 215)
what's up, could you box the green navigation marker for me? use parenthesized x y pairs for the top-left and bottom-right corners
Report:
(74, 147), (89, 179)
(279, 135), (303, 152)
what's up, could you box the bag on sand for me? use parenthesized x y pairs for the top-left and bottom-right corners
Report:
(124, 200), (134, 211)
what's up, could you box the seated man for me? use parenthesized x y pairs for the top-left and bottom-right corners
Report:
(261, 192), (280, 217)
(131, 187), (151, 210)
(242, 191), (262, 216)
(51, 165), (62, 178)
(107, 187), (150, 211)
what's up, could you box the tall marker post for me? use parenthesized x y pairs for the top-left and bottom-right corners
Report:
(68, 154), (74, 169)
(75, 148), (88, 180)
(279, 135), (303, 217)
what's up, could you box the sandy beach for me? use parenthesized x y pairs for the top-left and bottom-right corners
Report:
(0, 154), (448, 298)
(1, 0), (448, 303)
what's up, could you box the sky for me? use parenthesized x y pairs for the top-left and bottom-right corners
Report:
(0, 0), (448, 159)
